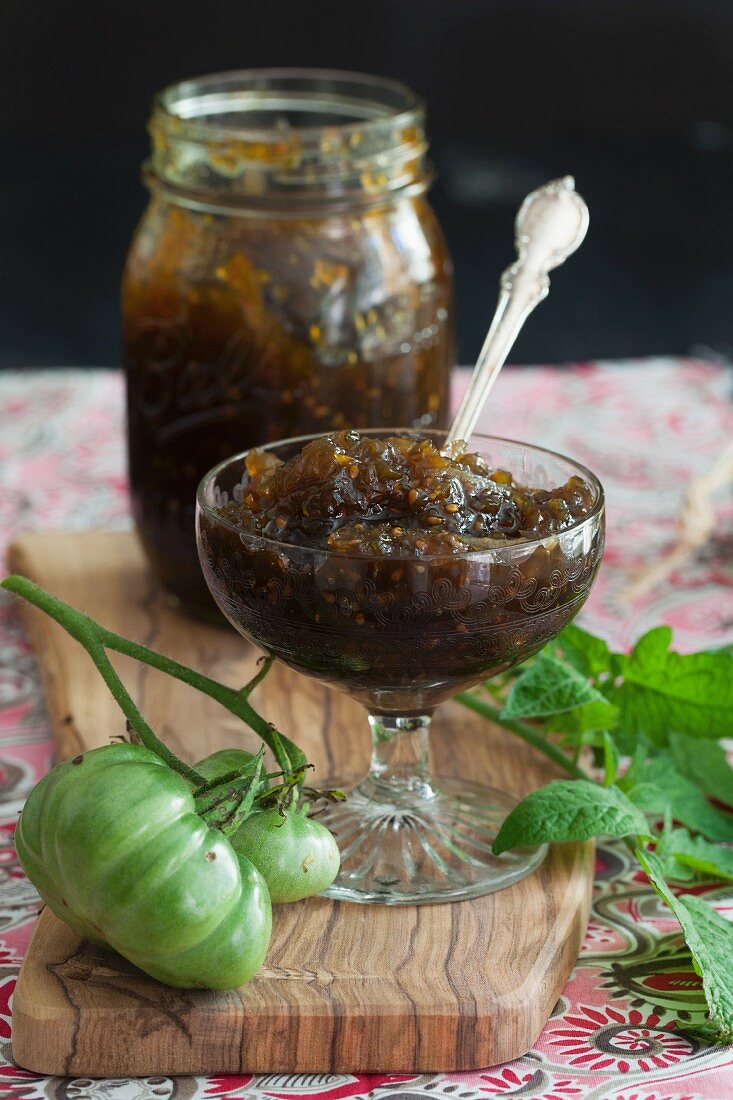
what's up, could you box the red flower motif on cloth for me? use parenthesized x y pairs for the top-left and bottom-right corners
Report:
(204, 1077), (254, 1095)
(546, 1005), (695, 1073)
(612, 1092), (699, 1100)
(479, 1066), (581, 1096)
(0, 976), (15, 1039)
(580, 918), (619, 950)
(0, 1062), (42, 1098)
(0, 833), (25, 878)
(204, 1075), (416, 1098)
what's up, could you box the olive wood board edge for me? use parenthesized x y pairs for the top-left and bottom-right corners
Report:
(7, 530), (593, 1076)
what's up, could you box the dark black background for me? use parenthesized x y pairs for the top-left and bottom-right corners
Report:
(2, 0), (733, 368)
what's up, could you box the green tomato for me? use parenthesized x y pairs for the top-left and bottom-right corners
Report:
(15, 743), (271, 989)
(194, 748), (257, 783)
(231, 808), (340, 903)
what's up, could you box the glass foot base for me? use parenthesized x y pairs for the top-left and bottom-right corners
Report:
(315, 775), (547, 905)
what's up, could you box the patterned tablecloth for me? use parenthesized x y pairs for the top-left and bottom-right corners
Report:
(2, 359), (733, 1100)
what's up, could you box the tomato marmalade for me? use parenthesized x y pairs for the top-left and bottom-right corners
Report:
(123, 71), (453, 612)
(199, 432), (603, 711)
(220, 431), (595, 553)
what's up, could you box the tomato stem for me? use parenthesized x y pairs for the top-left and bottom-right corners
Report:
(2, 575), (204, 783)
(240, 657), (272, 699)
(84, 637), (204, 784)
(2, 575), (307, 780)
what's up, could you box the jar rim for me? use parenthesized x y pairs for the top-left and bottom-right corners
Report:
(152, 67), (425, 146)
(147, 68), (430, 211)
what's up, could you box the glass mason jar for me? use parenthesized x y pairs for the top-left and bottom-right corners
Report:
(122, 69), (454, 613)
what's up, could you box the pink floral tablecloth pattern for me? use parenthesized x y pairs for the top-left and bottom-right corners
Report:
(2, 360), (733, 1100)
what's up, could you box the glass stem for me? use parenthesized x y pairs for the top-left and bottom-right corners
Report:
(361, 713), (436, 801)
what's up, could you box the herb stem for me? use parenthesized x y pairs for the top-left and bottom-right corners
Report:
(454, 691), (587, 780)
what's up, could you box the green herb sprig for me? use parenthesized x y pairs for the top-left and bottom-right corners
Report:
(457, 621), (733, 1043)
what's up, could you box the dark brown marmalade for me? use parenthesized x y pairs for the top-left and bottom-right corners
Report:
(199, 432), (603, 712)
(219, 431), (595, 554)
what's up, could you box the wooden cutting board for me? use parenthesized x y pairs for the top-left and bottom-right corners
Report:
(7, 530), (593, 1078)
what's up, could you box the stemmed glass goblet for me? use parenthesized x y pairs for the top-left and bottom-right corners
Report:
(196, 430), (604, 905)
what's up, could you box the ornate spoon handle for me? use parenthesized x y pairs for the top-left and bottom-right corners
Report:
(446, 176), (589, 446)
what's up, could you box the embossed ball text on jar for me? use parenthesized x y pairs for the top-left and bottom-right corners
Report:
(123, 70), (454, 613)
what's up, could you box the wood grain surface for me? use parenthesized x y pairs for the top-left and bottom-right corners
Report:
(7, 530), (593, 1077)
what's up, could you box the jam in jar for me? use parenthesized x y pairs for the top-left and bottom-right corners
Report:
(123, 69), (454, 612)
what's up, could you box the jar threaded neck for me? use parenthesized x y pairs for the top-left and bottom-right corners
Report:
(147, 68), (430, 213)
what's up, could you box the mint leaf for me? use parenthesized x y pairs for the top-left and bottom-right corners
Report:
(657, 827), (733, 883)
(552, 623), (614, 679)
(493, 779), (649, 854)
(609, 627), (733, 746)
(669, 733), (733, 808)
(620, 741), (652, 789)
(502, 652), (617, 728)
(626, 757), (733, 842)
(655, 826), (699, 882)
(548, 700), (622, 737)
(637, 848), (733, 1042)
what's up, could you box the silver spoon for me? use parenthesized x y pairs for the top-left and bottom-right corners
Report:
(445, 176), (589, 446)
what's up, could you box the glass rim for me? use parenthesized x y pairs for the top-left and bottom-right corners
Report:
(196, 428), (605, 563)
(152, 67), (425, 145)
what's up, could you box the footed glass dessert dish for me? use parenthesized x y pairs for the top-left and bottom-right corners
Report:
(196, 429), (604, 904)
